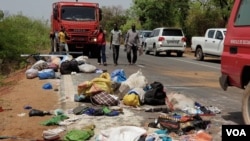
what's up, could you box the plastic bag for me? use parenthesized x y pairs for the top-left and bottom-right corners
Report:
(78, 72), (112, 96)
(123, 93), (140, 107)
(125, 69), (148, 88)
(31, 60), (48, 71)
(111, 69), (127, 83)
(78, 63), (97, 73)
(25, 68), (39, 79)
(38, 69), (55, 79)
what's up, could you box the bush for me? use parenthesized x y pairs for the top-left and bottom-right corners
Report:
(0, 14), (50, 76)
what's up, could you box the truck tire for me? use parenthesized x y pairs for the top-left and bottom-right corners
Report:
(242, 82), (250, 124)
(196, 48), (204, 61)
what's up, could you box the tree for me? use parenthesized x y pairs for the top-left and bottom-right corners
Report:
(132, 0), (177, 29)
(0, 10), (4, 20)
(100, 6), (128, 37)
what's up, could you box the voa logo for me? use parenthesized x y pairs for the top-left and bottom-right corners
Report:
(226, 129), (246, 136)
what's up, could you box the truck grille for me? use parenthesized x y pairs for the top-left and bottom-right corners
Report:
(69, 29), (90, 33)
(71, 36), (87, 42)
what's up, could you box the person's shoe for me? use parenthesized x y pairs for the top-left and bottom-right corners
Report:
(98, 63), (101, 65)
(103, 63), (107, 66)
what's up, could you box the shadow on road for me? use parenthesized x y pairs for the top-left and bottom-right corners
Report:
(221, 112), (244, 124)
(203, 59), (221, 64)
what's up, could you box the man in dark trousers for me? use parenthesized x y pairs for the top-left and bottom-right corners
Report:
(124, 23), (140, 65)
(110, 23), (122, 66)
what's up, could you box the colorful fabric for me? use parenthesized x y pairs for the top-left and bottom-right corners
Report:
(91, 92), (118, 106)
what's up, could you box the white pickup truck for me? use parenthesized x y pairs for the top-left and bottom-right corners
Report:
(191, 28), (226, 61)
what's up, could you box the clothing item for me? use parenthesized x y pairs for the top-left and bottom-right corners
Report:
(125, 29), (140, 47)
(111, 29), (122, 45)
(58, 31), (69, 54)
(58, 31), (66, 43)
(97, 31), (106, 45)
(112, 44), (120, 65)
(59, 43), (69, 54)
(126, 45), (138, 64)
(97, 44), (107, 64)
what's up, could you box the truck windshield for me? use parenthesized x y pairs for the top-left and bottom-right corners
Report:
(61, 6), (96, 21)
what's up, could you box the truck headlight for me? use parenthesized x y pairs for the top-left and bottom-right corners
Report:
(91, 37), (97, 42)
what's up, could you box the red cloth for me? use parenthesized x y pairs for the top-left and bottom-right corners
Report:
(97, 32), (106, 45)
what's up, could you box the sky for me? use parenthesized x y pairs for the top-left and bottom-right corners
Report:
(0, 0), (133, 20)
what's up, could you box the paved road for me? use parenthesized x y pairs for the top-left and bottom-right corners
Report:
(59, 47), (244, 141)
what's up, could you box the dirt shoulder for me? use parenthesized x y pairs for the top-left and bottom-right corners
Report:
(0, 69), (59, 140)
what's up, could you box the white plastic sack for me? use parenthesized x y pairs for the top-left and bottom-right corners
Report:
(166, 92), (195, 111)
(25, 68), (39, 79)
(126, 69), (148, 88)
(31, 60), (48, 71)
(50, 56), (61, 66)
(78, 63), (97, 73)
(75, 55), (88, 63)
(96, 126), (147, 141)
(118, 70), (148, 100)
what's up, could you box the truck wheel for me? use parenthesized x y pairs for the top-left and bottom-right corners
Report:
(196, 48), (204, 61)
(242, 82), (250, 124)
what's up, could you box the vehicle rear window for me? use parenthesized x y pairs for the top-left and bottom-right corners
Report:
(235, 0), (250, 26)
(162, 29), (183, 36)
(144, 32), (151, 37)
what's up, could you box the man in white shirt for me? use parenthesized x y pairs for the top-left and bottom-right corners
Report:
(110, 23), (122, 66)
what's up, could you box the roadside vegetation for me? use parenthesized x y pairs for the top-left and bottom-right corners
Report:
(0, 13), (50, 85)
(0, 0), (233, 85)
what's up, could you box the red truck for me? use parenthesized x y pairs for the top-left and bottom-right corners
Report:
(50, 0), (102, 57)
(219, 0), (250, 124)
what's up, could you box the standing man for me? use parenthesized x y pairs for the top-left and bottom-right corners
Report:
(124, 23), (140, 65)
(110, 23), (122, 66)
(58, 26), (69, 55)
(96, 25), (107, 66)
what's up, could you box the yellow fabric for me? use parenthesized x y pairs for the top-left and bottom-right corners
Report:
(123, 93), (140, 107)
(77, 72), (112, 96)
(59, 31), (66, 43)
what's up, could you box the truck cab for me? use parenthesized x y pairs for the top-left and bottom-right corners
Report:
(50, 1), (102, 57)
(219, 0), (250, 124)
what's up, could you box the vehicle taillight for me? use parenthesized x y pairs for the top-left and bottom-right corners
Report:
(182, 37), (186, 42)
(158, 36), (165, 41)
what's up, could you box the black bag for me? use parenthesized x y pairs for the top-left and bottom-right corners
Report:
(144, 81), (166, 105)
(60, 60), (80, 74)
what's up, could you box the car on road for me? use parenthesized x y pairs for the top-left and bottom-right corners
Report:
(144, 27), (186, 56)
(139, 30), (152, 50)
(144, 27), (186, 57)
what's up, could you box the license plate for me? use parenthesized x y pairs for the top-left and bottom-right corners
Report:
(167, 40), (179, 44)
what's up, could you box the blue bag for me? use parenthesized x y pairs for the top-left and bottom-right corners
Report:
(111, 69), (127, 83)
(38, 69), (55, 79)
